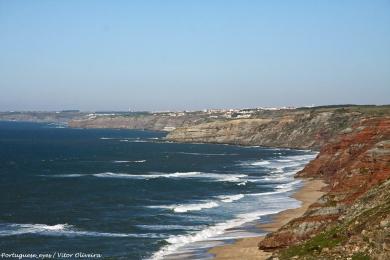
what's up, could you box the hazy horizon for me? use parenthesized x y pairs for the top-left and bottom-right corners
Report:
(1, 1), (389, 111)
(1, 103), (390, 113)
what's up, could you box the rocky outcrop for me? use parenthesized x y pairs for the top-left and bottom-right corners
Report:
(166, 110), (363, 150)
(271, 178), (390, 260)
(258, 117), (390, 259)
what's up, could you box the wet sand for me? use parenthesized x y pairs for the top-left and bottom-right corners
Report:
(208, 178), (327, 260)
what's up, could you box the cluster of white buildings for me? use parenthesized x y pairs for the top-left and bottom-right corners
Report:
(85, 106), (298, 120)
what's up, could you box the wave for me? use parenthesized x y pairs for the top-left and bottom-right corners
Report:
(216, 194), (245, 203)
(245, 161), (270, 166)
(175, 152), (239, 156)
(283, 154), (317, 161)
(113, 160), (146, 163)
(252, 161), (271, 166)
(249, 179), (302, 196)
(48, 171), (247, 183)
(41, 174), (84, 178)
(276, 180), (301, 191)
(94, 171), (204, 180)
(0, 223), (165, 238)
(149, 194), (245, 214)
(149, 201), (219, 213)
(248, 190), (286, 196)
(275, 159), (293, 162)
(120, 139), (148, 143)
(149, 209), (282, 260)
(259, 175), (290, 182)
(101, 137), (151, 143)
(136, 225), (203, 231)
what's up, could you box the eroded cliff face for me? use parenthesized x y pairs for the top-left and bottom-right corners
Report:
(259, 117), (390, 259)
(166, 110), (362, 150)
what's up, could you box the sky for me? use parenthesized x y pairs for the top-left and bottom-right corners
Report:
(0, 0), (389, 111)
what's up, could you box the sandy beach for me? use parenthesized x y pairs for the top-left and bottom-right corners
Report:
(209, 178), (327, 260)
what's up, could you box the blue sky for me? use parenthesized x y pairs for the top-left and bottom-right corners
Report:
(0, 0), (389, 111)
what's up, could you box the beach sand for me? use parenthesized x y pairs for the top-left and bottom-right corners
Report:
(208, 178), (327, 260)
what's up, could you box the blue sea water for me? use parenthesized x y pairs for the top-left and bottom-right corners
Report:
(0, 121), (317, 259)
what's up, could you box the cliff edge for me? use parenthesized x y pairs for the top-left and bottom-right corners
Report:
(258, 117), (390, 259)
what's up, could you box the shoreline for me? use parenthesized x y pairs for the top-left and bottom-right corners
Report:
(208, 178), (327, 260)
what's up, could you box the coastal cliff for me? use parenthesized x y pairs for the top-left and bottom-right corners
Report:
(258, 117), (390, 259)
(164, 106), (390, 259)
(166, 107), (380, 150)
(68, 113), (213, 131)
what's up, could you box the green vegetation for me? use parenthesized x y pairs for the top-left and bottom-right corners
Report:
(278, 182), (390, 260)
(278, 227), (345, 259)
(352, 252), (370, 260)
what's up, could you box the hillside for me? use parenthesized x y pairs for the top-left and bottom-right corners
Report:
(166, 106), (390, 150)
(259, 117), (390, 259)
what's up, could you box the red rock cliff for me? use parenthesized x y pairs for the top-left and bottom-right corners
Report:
(259, 117), (390, 259)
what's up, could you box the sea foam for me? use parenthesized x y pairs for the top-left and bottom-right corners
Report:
(216, 194), (245, 203)
(0, 223), (165, 238)
(149, 209), (282, 260)
(50, 171), (247, 183)
(149, 201), (220, 213)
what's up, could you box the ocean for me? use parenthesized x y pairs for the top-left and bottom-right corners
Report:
(0, 121), (317, 259)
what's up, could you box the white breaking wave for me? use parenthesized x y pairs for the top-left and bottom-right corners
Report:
(175, 152), (239, 156)
(136, 225), (203, 231)
(249, 179), (302, 196)
(42, 174), (84, 178)
(120, 139), (148, 143)
(149, 201), (219, 213)
(216, 194), (245, 203)
(276, 180), (301, 191)
(148, 194), (245, 214)
(259, 175), (290, 182)
(250, 161), (270, 166)
(77, 171), (247, 183)
(0, 223), (165, 238)
(149, 209), (282, 260)
(113, 160), (146, 163)
(275, 159), (293, 162)
(45, 171), (246, 183)
(240, 153), (316, 170)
